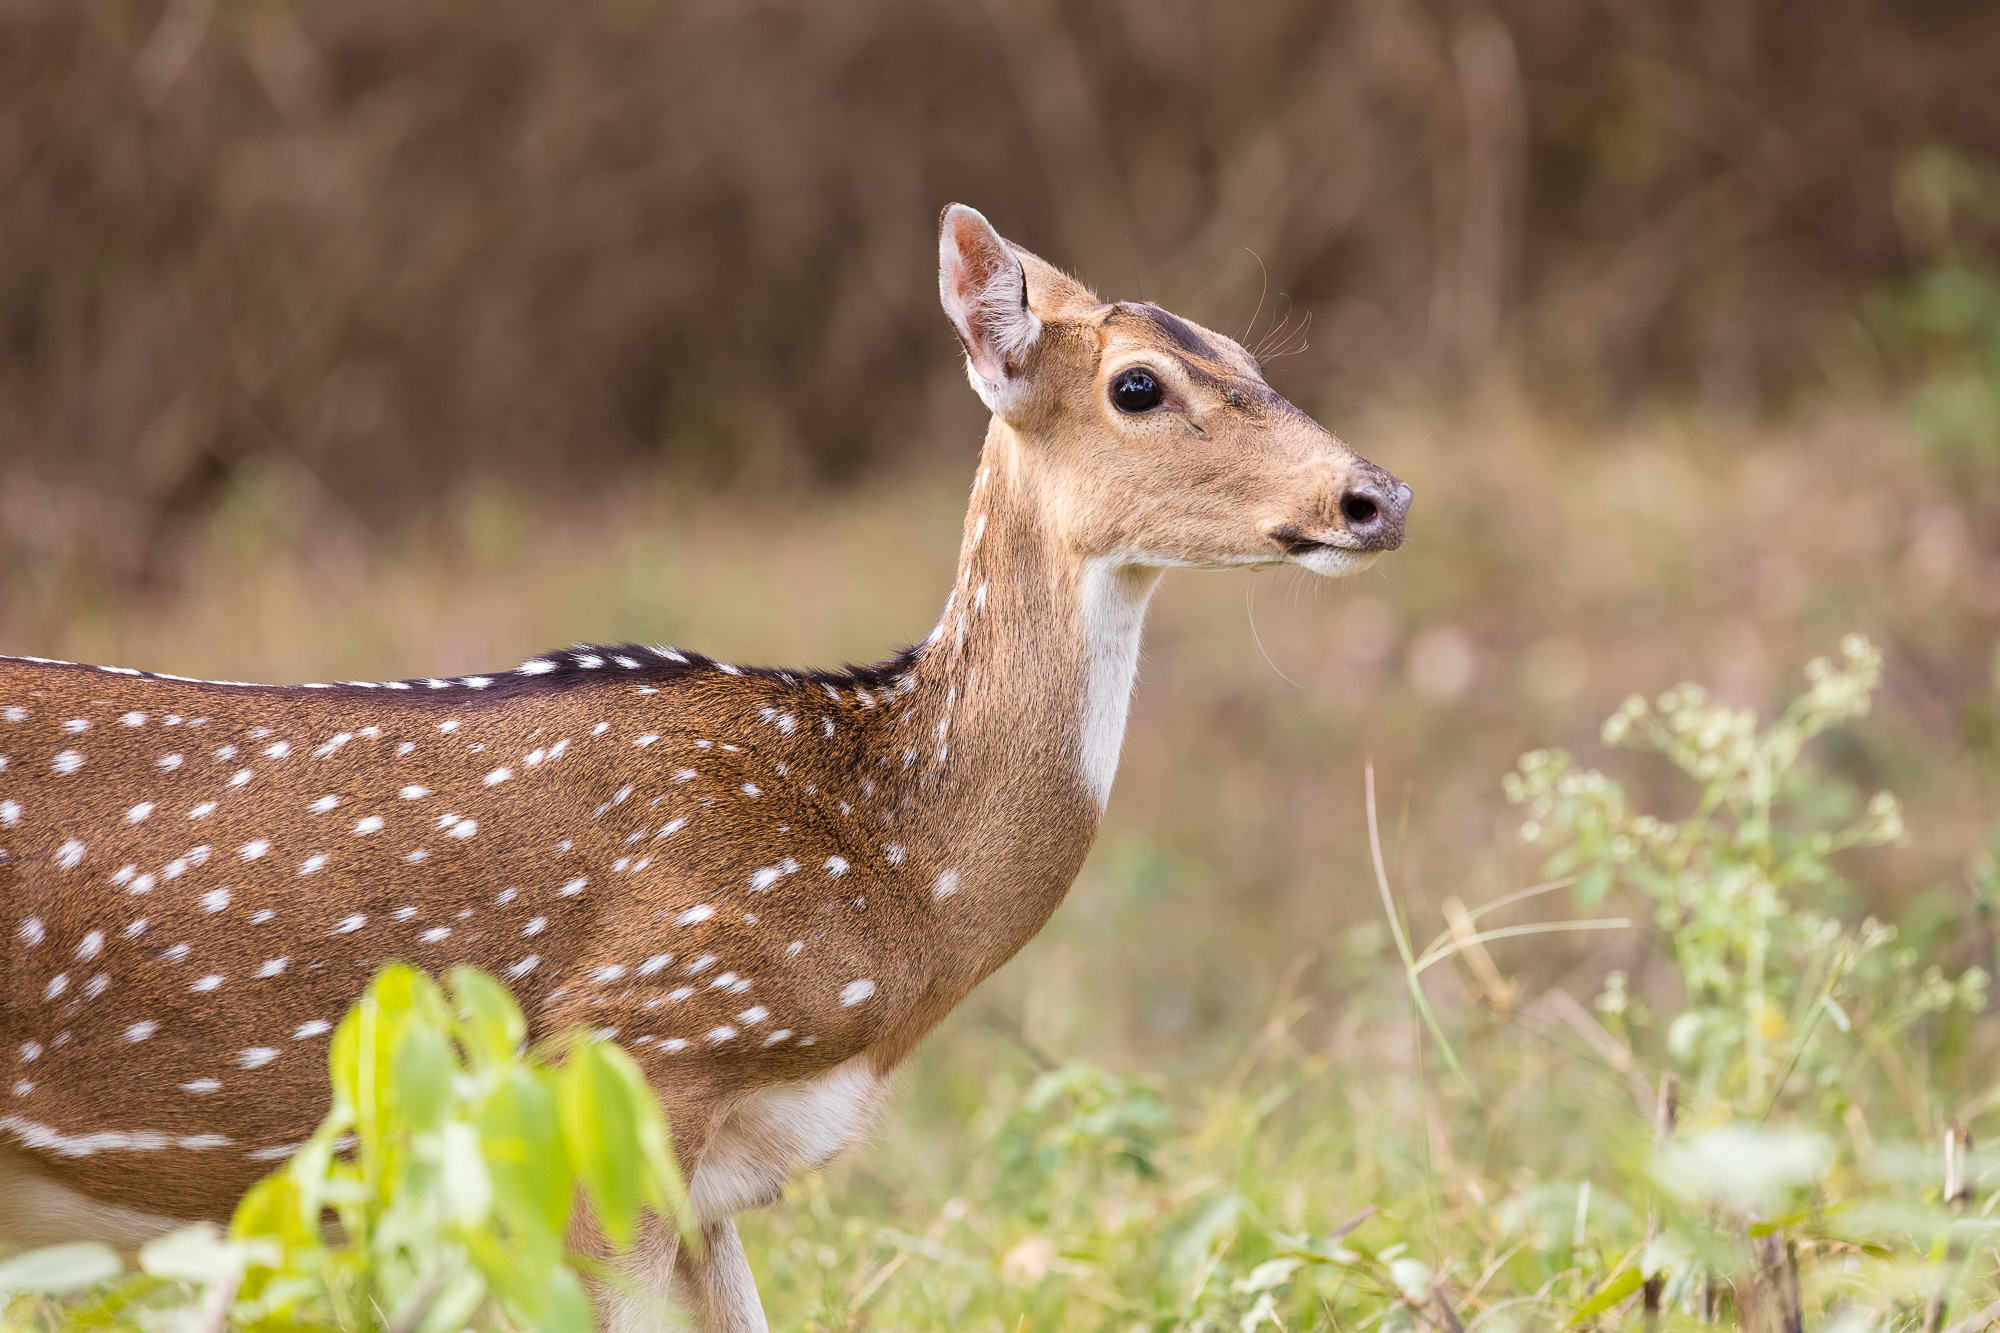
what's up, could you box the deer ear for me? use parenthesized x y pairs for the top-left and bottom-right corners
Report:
(939, 204), (1042, 409)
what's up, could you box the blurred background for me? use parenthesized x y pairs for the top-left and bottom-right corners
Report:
(3, 0), (1999, 1059)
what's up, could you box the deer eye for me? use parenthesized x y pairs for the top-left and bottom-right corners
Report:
(1110, 369), (1163, 413)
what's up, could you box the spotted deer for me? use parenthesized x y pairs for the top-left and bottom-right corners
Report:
(0, 205), (1408, 1329)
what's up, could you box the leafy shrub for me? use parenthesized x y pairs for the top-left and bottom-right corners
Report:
(0, 964), (691, 1333)
(1503, 635), (1991, 1117)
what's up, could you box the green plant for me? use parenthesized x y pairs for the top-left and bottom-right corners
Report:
(1506, 636), (1987, 1120)
(0, 964), (692, 1333)
(1496, 636), (1996, 1328)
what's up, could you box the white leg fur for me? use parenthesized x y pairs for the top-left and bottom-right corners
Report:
(671, 1221), (766, 1333)
(601, 1218), (765, 1333)
(0, 1146), (187, 1249)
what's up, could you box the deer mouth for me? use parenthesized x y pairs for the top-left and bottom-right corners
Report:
(1266, 526), (1384, 578)
(1268, 524), (1345, 557)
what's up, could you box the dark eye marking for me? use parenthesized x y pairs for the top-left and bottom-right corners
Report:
(1131, 304), (1222, 361)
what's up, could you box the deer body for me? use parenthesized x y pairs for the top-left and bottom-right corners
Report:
(0, 206), (1408, 1330)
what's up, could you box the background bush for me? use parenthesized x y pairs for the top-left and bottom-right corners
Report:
(6, 0), (2000, 584)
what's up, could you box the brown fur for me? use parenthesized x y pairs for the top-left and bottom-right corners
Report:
(0, 205), (1407, 1327)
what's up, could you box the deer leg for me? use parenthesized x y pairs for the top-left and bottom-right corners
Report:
(0, 1146), (187, 1249)
(665, 1218), (766, 1333)
(593, 1212), (682, 1333)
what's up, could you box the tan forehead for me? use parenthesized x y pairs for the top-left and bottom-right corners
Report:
(1093, 302), (1268, 394)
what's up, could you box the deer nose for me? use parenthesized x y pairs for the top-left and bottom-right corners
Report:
(1338, 478), (1411, 551)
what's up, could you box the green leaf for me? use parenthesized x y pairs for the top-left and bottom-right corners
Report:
(483, 1068), (572, 1237)
(451, 964), (528, 1067)
(0, 1242), (124, 1295)
(593, 1039), (694, 1241)
(439, 1120), (495, 1227)
(1567, 1265), (1644, 1325)
(509, 1261), (597, 1333)
(393, 1026), (458, 1131)
(229, 1175), (296, 1244)
(559, 1039), (648, 1245)
(1652, 1125), (1832, 1213)
(1232, 1257), (1302, 1294)
(415, 1268), (490, 1333)
(1387, 1257), (1433, 1303)
(333, 964), (447, 1116)
(138, 1222), (276, 1284)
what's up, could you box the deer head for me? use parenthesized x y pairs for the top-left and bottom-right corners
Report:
(938, 203), (1410, 580)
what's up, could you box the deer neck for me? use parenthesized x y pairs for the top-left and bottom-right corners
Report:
(851, 422), (1160, 988)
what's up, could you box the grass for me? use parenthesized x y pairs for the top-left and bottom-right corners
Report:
(3, 399), (1998, 1329)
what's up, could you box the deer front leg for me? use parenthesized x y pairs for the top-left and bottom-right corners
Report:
(596, 1213), (765, 1333)
(667, 1219), (767, 1333)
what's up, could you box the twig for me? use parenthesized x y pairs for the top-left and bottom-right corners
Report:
(1943, 1296), (2000, 1333)
(385, 1266), (452, 1333)
(1643, 1072), (1679, 1330)
(1432, 1284), (1468, 1333)
(1532, 987), (1656, 1117)
(1365, 762), (1476, 1098)
(847, 1250), (906, 1325)
(198, 1269), (241, 1333)
(1926, 1122), (1976, 1333)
